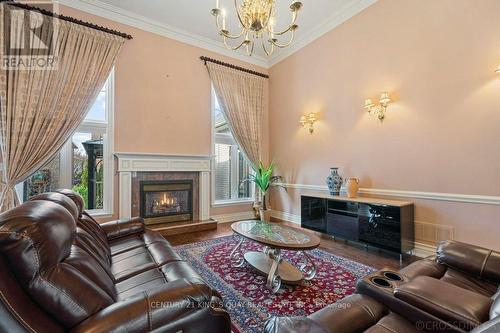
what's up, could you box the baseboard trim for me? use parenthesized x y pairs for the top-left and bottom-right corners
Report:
(271, 210), (437, 258)
(275, 183), (500, 205)
(271, 210), (301, 225)
(212, 211), (256, 224)
(412, 242), (437, 258)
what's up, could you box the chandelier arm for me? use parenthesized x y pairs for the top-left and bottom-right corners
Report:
(270, 28), (296, 48)
(261, 37), (274, 56)
(270, 11), (299, 36)
(223, 35), (247, 51)
(220, 28), (246, 39)
(214, 14), (246, 39)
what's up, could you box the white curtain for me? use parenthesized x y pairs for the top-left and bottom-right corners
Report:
(0, 3), (127, 212)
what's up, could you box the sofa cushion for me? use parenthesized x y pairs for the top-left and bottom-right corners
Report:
(116, 268), (167, 300)
(437, 240), (500, 284)
(100, 217), (145, 241)
(29, 192), (79, 220)
(440, 268), (498, 297)
(364, 312), (421, 333)
(309, 294), (388, 333)
(394, 276), (492, 330)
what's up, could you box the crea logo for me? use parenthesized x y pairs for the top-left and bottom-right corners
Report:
(1, 1), (59, 70)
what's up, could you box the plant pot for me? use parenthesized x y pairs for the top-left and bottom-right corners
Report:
(260, 209), (272, 222)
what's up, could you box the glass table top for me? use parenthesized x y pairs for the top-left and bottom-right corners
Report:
(232, 221), (312, 245)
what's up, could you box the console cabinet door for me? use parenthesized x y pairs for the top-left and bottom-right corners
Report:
(358, 204), (402, 253)
(326, 201), (359, 241)
(301, 196), (326, 233)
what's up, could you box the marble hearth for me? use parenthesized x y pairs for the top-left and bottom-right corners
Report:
(115, 153), (211, 221)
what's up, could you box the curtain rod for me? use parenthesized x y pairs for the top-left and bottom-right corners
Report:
(200, 56), (269, 79)
(0, 0), (133, 40)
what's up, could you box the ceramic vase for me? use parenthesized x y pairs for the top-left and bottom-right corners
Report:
(346, 178), (360, 198)
(326, 168), (343, 196)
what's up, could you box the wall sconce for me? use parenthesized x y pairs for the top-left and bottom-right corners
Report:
(363, 92), (392, 121)
(300, 112), (317, 134)
(496, 65), (500, 74)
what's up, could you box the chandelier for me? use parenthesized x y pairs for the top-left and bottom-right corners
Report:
(211, 0), (303, 56)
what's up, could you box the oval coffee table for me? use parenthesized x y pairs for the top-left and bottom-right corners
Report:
(230, 220), (320, 293)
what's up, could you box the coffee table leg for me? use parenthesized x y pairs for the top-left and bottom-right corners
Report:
(298, 251), (317, 280)
(267, 248), (282, 294)
(230, 236), (245, 267)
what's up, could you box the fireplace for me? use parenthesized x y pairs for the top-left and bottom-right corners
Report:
(140, 180), (193, 225)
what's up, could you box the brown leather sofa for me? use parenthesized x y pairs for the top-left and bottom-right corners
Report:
(0, 190), (231, 333)
(266, 240), (500, 333)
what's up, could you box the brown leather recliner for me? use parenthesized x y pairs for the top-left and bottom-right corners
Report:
(266, 240), (500, 333)
(0, 191), (231, 333)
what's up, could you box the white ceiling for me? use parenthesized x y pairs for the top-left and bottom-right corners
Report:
(59, 0), (377, 67)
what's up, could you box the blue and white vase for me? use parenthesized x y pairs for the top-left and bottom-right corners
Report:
(326, 168), (343, 196)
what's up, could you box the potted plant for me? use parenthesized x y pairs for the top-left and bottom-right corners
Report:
(242, 162), (283, 221)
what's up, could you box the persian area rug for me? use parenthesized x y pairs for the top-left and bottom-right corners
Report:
(175, 235), (375, 333)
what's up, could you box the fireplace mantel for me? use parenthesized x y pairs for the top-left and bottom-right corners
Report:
(114, 153), (211, 221)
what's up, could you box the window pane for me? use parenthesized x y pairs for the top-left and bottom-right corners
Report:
(214, 143), (231, 201)
(23, 154), (61, 201)
(238, 150), (251, 199)
(85, 87), (106, 122)
(72, 131), (105, 210)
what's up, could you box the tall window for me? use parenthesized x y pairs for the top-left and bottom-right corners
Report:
(19, 73), (114, 214)
(213, 91), (253, 204)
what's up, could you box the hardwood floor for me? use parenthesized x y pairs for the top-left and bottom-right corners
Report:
(164, 220), (418, 271)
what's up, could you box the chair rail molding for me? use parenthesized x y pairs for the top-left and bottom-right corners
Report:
(275, 183), (500, 205)
(114, 153), (212, 221)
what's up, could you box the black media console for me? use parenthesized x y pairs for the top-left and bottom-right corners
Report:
(301, 195), (414, 257)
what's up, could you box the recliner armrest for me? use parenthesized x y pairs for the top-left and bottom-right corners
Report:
(71, 278), (231, 333)
(100, 217), (145, 240)
(437, 240), (500, 283)
(394, 276), (492, 330)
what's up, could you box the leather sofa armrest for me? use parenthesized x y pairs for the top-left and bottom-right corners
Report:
(100, 217), (145, 241)
(398, 256), (447, 280)
(71, 278), (231, 333)
(437, 240), (500, 283)
(394, 276), (492, 330)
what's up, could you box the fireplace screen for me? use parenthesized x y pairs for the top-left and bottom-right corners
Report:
(140, 181), (193, 225)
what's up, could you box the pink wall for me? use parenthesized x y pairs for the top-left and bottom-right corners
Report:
(60, 6), (269, 220)
(268, 0), (500, 250)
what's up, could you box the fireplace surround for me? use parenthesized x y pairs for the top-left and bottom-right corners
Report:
(115, 153), (211, 222)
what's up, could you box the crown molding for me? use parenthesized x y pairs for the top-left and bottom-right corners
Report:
(276, 183), (500, 205)
(56, 0), (378, 69)
(268, 0), (378, 67)
(56, 0), (269, 68)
